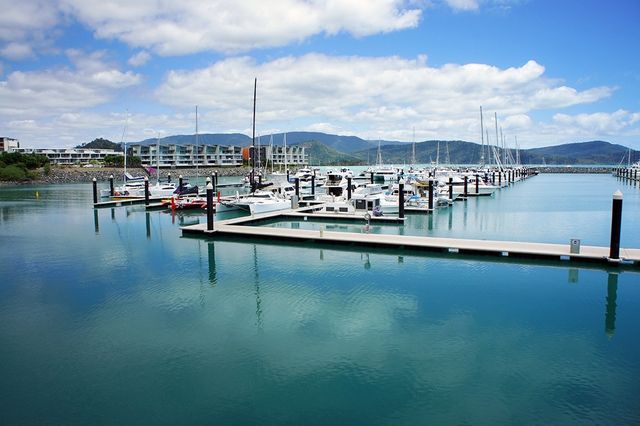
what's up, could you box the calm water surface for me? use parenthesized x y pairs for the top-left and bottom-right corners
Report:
(0, 173), (639, 424)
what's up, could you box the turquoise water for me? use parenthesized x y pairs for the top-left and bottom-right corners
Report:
(258, 174), (640, 247)
(1, 174), (639, 424)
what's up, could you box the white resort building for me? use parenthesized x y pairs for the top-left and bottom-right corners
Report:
(11, 147), (123, 165)
(0, 137), (20, 152)
(128, 143), (308, 168)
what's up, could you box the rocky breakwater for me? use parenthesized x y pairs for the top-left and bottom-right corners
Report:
(34, 166), (255, 184)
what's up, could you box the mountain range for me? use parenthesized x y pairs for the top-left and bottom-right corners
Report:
(80, 132), (638, 166)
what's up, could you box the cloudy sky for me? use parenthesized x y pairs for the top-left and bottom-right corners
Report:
(1, 0), (639, 149)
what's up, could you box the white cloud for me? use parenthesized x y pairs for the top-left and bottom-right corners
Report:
(445, 0), (479, 11)
(551, 110), (640, 135)
(0, 0), (59, 41)
(153, 54), (615, 144)
(0, 42), (35, 60)
(128, 51), (151, 67)
(0, 0), (60, 59)
(0, 50), (141, 118)
(61, 0), (422, 55)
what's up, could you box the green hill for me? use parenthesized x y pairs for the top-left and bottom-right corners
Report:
(520, 141), (633, 165)
(299, 140), (364, 166)
(77, 138), (123, 151)
(125, 131), (638, 165)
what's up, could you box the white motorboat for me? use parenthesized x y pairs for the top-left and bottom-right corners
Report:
(217, 190), (291, 215)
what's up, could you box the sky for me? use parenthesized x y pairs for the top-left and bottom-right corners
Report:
(1, 0), (639, 150)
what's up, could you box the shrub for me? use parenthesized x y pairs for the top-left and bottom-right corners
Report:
(0, 164), (29, 181)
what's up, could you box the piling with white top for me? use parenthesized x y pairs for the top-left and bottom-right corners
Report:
(144, 177), (149, 205)
(179, 175), (183, 189)
(475, 174), (479, 194)
(428, 179), (434, 211)
(167, 172), (171, 183)
(347, 177), (352, 200)
(448, 177), (453, 201)
(609, 190), (623, 260)
(206, 182), (214, 231)
(398, 179), (405, 219)
(109, 175), (114, 197)
(92, 178), (98, 204)
(463, 176), (468, 197)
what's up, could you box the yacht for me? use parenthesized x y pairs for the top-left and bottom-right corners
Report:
(217, 190), (291, 215)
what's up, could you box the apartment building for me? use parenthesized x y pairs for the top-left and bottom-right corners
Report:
(129, 143), (307, 168)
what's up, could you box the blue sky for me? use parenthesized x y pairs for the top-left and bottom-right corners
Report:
(1, 0), (639, 149)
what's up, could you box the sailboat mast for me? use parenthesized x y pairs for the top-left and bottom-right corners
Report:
(251, 78), (257, 192)
(480, 106), (485, 168)
(121, 110), (129, 184)
(283, 133), (288, 171)
(156, 132), (160, 184)
(195, 105), (199, 179)
(411, 126), (416, 165)
(494, 112), (501, 171)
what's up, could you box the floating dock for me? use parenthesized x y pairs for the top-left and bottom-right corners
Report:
(181, 208), (640, 268)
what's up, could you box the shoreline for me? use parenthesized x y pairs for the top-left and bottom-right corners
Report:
(0, 165), (617, 186)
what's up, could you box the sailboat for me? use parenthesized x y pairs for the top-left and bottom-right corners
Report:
(368, 140), (398, 182)
(145, 133), (178, 197)
(220, 78), (291, 215)
(100, 112), (146, 198)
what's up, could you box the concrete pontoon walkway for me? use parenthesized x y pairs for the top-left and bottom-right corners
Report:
(181, 209), (640, 268)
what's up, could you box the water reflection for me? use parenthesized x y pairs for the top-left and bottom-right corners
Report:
(145, 212), (151, 239)
(253, 244), (263, 328)
(605, 272), (618, 338)
(93, 209), (99, 234)
(208, 241), (217, 287)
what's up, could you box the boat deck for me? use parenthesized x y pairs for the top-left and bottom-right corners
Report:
(181, 208), (640, 268)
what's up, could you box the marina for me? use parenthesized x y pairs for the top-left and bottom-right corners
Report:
(1, 172), (640, 423)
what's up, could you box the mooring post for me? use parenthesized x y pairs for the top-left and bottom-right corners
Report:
(92, 178), (98, 204)
(311, 174), (315, 196)
(370, 172), (374, 184)
(109, 174), (114, 197)
(448, 177), (453, 201)
(428, 179), (434, 211)
(144, 177), (149, 205)
(475, 173), (479, 194)
(463, 176), (468, 197)
(286, 169), (290, 182)
(398, 178), (405, 219)
(206, 182), (214, 231)
(295, 177), (300, 198)
(609, 190), (623, 260)
(498, 172), (502, 186)
(179, 174), (183, 189)
(347, 177), (352, 200)
(167, 172), (171, 183)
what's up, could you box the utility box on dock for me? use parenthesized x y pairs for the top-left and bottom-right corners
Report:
(570, 239), (581, 254)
